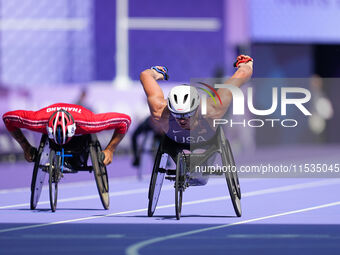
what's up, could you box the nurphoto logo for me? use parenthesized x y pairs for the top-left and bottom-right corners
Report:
(199, 84), (312, 128)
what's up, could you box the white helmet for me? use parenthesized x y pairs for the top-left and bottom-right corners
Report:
(167, 85), (200, 118)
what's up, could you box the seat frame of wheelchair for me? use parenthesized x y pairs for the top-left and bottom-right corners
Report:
(148, 126), (241, 220)
(30, 133), (109, 212)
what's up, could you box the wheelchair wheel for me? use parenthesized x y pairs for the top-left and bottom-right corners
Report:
(225, 140), (241, 199)
(222, 143), (241, 217)
(30, 135), (48, 210)
(48, 149), (60, 212)
(90, 135), (109, 210)
(148, 145), (165, 217)
(175, 152), (185, 220)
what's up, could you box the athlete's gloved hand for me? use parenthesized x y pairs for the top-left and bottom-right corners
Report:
(101, 149), (113, 166)
(24, 146), (37, 163)
(233, 55), (253, 68)
(151, 66), (169, 80)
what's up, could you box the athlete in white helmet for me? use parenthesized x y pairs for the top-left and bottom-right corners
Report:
(140, 55), (254, 144)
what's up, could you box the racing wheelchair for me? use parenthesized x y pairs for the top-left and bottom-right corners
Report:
(30, 133), (109, 212)
(148, 126), (241, 220)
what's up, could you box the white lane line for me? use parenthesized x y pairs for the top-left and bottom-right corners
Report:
(126, 201), (340, 255)
(0, 179), (339, 233)
(0, 234), (124, 240)
(0, 176), (257, 195)
(226, 234), (335, 239)
(0, 176), (139, 194)
(0, 181), (98, 195)
(0, 185), (171, 210)
(0, 178), (258, 209)
(0, 187), (30, 195)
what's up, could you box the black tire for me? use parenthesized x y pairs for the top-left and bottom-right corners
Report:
(30, 135), (48, 210)
(225, 140), (241, 199)
(90, 135), (109, 210)
(222, 144), (241, 217)
(147, 145), (165, 217)
(175, 153), (184, 220)
(48, 149), (59, 212)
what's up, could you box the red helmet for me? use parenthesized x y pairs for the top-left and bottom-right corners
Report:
(47, 109), (76, 145)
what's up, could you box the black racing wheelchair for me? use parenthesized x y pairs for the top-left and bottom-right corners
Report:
(148, 126), (241, 220)
(30, 134), (109, 212)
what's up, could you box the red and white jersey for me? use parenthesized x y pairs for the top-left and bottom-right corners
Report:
(2, 103), (131, 135)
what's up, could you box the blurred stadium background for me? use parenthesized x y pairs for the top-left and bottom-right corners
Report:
(0, 0), (340, 163)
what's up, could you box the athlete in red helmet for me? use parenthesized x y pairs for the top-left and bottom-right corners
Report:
(2, 103), (131, 165)
(47, 109), (76, 146)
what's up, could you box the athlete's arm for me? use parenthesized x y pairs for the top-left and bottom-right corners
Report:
(139, 67), (168, 121)
(75, 111), (131, 166)
(2, 110), (46, 162)
(102, 132), (125, 165)
(9, 129), (37, 162)
(206, 55), (253, 119)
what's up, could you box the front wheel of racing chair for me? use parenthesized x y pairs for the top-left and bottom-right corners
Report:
(30, 134), (48, 210)
(147, 143), (167, 217)
(48, 149), (61, 212)
(89, 134), (109, 210)
(225, 139), (241, 199)
(219, 129), (241, 217)
(175, 152), (186, 220)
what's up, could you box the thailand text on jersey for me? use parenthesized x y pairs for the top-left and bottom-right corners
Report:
(2, 103), (131, 135)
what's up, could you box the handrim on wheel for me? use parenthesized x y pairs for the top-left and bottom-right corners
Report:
(90, 134), (109, 210)
(221, 142), (241, 217)
(30, 134), (48, 210)
(148, 145), (165, 217)
(226, 139), (241, 199)
(217, 127), (241, 216)
(175, 152), (184, 220)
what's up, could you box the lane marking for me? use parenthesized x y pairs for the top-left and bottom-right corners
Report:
(226, 234), (334, 239)
(0, 178), (257, 209)
(0, 186), (172, 210)
(0, 179), (339, 233)
(126, 201), (340, 255)
(0, 234), (124, 240)
(0, 174), (258, 194)
(0, 176), (141, 194)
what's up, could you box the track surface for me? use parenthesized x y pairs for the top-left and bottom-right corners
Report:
(1, 147), (340, 255)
